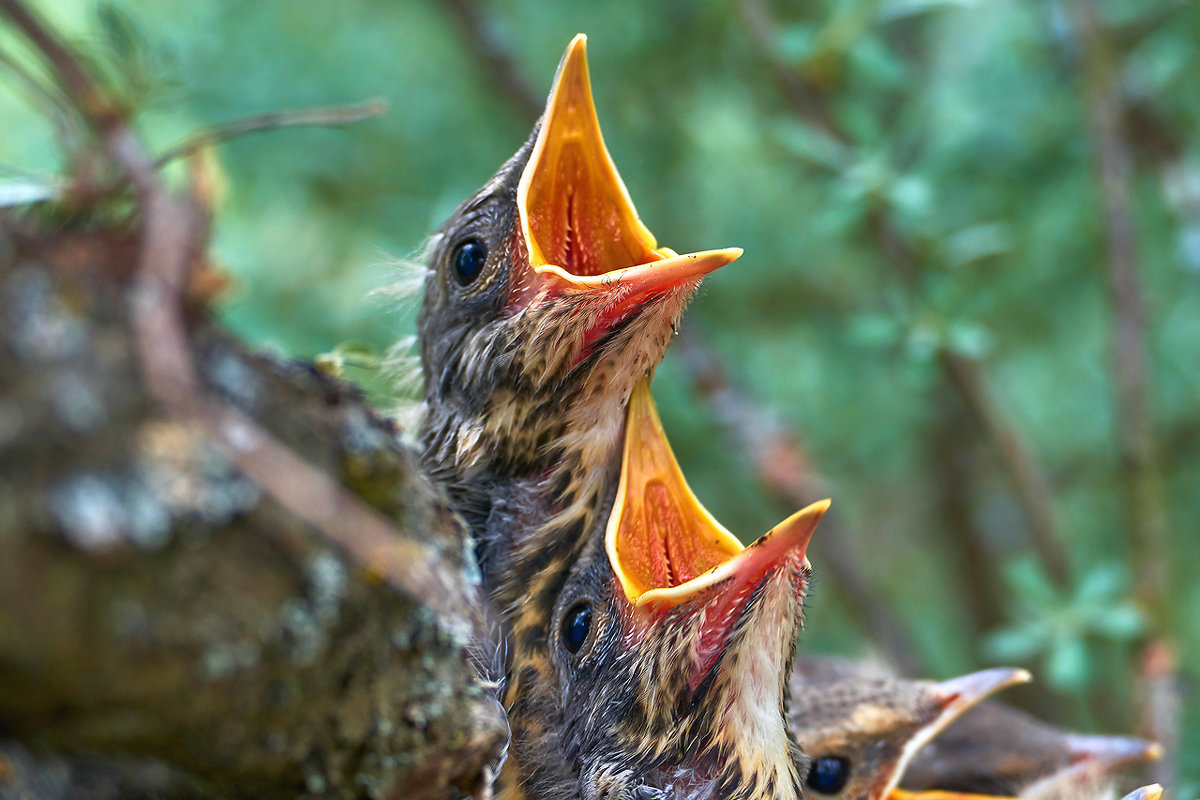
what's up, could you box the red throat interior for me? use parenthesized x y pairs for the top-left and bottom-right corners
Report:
(517, 35), (742, 292)
(519, 34), (663, 280)
(607, 379), (828, 630)
(524, 145), (662, 278)
(620, 480), (739, 591)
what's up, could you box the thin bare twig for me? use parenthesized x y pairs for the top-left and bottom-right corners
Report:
(152, 99), (389, 169)
(938, 350), (1070, 586)
(0, 0), (488, 644)
(438, 0), (543, 125)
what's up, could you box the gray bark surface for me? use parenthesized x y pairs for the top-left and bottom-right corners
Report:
(0, 215), (507, 800)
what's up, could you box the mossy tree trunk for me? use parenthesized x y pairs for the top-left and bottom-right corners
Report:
(0, 214), (507, 800)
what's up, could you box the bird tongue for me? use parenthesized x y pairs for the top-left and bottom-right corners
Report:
(606, 378), (828, 684)
(514, 34), (740, 314)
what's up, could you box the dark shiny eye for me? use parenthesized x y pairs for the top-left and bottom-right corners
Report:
(452, 238), (488, 285)
(806, 756), (850, 795)
(562, 603), (592, 654)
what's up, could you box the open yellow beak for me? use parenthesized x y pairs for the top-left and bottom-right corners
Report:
(518, 34), (741, 297)
(606, 377), (829, 608)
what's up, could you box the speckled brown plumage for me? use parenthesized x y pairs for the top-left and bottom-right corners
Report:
(417, 36), (767, 800)
(786, 657), (1160, 800)
(901, 700), (1161, 799)
(788, 666), (1029, 800)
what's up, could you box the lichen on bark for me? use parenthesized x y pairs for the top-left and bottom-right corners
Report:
(0, 213), (507, 800)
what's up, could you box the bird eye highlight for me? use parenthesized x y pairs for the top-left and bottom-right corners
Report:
(452, 238), (488, 286)
(805, 755), (850, 795)
(561, 602), (592, 655)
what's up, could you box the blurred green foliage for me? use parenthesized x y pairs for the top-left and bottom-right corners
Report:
(2, 0), (1197, 790)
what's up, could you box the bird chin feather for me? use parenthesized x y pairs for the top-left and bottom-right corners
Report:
(610, 558), (807, 800)
(703, 565), (806, 800)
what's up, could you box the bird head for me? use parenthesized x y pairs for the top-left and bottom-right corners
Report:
(789, 667), (1031, 800)
(418, 34), (740, 537)
(500, 379), (829, 800)
(900, 700), (1162, 799)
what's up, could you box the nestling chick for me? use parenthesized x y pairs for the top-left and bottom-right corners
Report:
(503, 378), (827, 800)
(902, 700), (1162, 800)
(787, 657), (1162, 800)
(789, 666), (1030, 800)
(418, 35), (739, 597)
(419, 35), (818, 800)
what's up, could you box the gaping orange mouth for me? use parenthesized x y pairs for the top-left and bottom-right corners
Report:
(515, 35), (741, 326)
(606, 378), (829, 610)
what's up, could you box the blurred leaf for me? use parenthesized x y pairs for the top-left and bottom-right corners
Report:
(1045, 635), (1091, 691)
(983, 623), (1047, 661)
(946, 320), (991, 358)
(0, 180), (59, 206)
(881, 0), (979, 22)
(1004, 557), (1063, 611)
(942, 222), (1014, 268)
(1100, 604), (1147, 640)
(96, 2), (142, 64)
(842, 152), (890, 196)
(887, 174), (933, 221)
(775, 24), (818, 65)
(92, 1), (176, 106)
(903, 318), (942, 360)
(1076, 562), (1127, 602)
(848, 312), (901, 348)
(987, 557), (1150, 693)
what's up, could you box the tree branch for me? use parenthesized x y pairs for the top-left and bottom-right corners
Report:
(0, 1), (507, 795)
(152, 100), (389, 169)
(0, 214), (507, 799)
(1063, 0), (1175, 787)
(437, 0), (543, 125)
(0, 0), (487, 645)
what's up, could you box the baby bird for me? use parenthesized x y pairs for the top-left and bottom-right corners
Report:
(902, 700), (1162, 799)
(789, 666), (1031, 800)
(787, 657), (1161, 800)
(418, 34), (740, 599)
(499, 378), (827, 800)
(420, 34), (820, 800)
